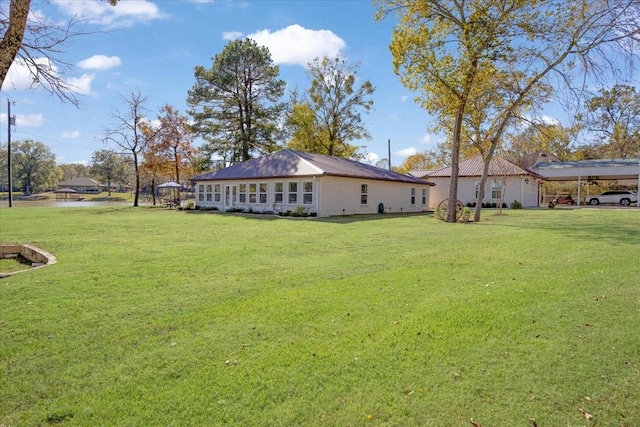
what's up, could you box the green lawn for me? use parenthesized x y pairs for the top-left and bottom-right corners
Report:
(1, 207), (639, 426)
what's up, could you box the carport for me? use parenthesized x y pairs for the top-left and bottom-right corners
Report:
(530, 158), (640, 207)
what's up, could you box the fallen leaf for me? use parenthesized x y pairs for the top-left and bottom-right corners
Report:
(470, 419), (482, 427)
(579, 408), (593, 420)
(529, 419), (537, 427)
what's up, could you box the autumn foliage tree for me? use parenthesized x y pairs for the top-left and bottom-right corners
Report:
(287, 56), (375, 159)
(376, 0), (640, 222)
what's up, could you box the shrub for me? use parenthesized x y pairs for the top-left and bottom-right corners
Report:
(510, 200), (523, 209)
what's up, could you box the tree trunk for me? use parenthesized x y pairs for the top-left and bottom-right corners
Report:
(0, 0), (31, 88)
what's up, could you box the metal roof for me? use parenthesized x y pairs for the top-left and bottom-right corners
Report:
(530, 158), (640, 181)
(191, 149), (434, 185)
(57, 177), (99, 187)
(415, 155), (534, 178)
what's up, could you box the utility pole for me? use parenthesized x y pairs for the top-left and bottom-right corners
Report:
(7, 99), (14, 208)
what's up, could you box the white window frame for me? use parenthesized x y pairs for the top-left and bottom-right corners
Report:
(238, 183), (247, 203)
(302, 181), (313, 205)
(491, 181), (504, 200)
(421, 188), (427, 205)
(360, 184), (368, 205)
(410, 187), (416, 205)
(214, 184), (221, 202)
(249, 183), (257, 203)
(198, 184), (205, 202)
(259, 182), (267, 204)
(288, 181), (298, 204)
(274, 182), (284, 203)
(206, 184), (213, 202)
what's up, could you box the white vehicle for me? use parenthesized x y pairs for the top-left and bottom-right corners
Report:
(587, 190), (638, 206)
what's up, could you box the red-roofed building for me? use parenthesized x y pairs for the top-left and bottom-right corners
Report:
(191, 149), (435, 216)
(410, 155), (543, 208)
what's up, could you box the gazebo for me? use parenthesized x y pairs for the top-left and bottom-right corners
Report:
(54, 188), (78, 201)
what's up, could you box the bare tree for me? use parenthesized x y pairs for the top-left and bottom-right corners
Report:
(103, 91), (153, 207)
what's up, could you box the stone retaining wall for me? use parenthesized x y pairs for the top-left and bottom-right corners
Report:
(0, 244), (57, 277)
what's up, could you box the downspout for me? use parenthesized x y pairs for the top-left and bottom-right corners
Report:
(577, 176), (581, 207)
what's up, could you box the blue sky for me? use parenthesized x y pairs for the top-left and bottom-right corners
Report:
(1, 1), (636, 168)
(2, 0), (435, 167)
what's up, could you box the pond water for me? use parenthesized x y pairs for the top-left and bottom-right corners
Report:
(0, 200), (150, 208)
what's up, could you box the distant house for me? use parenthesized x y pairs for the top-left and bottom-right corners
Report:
(191, 149), (434, 217)
(410, 155), (542, 208)
(56, 177), (100, 194)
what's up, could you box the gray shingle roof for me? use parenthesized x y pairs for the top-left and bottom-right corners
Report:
(57, 177), (99, 187)
(191, 149), (433, 185)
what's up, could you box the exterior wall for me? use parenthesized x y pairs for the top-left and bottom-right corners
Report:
(428, 176), (540, 209)
(317, 176), (430, 216)
(194, 176), (431, 217)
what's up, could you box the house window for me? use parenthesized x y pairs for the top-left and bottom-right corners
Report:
(198, 184), (204, 202)
(214, 184), (221, 202)
(239, 183), (247, 203)
(361, 184), (368, 205)
(259, 183), (267, 204)
(302, 181), (313, 204)
(249, 183), (257, 203)
(421, 188), (427, 205)
(474, 181), (481, 199)
(274, 182), (284, 203)
(206, 184), (213, 202)
(288, 182), (298, 204)
(491, 181), (504, 199)
(410, 187), (416, 205)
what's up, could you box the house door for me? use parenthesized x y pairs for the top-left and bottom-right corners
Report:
(224, 185), (237, 209)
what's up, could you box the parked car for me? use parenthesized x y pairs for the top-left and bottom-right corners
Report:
(587, 190), (638, 206)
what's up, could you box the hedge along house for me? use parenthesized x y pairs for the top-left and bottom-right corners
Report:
(411, 155), (543, 209)
(191, 149), (434, 217)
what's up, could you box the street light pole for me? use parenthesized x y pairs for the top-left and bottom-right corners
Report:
(7, 99), (13, 208)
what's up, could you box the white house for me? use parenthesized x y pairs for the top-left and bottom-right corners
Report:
(191, 149), (434, 217)
(411, 155), (543, 209)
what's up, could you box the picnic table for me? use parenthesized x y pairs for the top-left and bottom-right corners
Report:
(162, 199), (178, 209)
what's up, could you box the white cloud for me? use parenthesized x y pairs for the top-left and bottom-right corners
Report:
(363, 152), (381, 164)
(3, 58), (95, 96)
(3, 58), (50, 91)
(62, 130), (81, 139)
(400, 95), (408, 102)
(53, 0), (166, 28)
(77, 55), (122, 70)
(65, 74), (95, 95)
(222, 31), (243, 41)
(394, 147), (417, 157)
(419, 135), (432, 145)
(247, 24), (346, 67)
(16, 114), (44, 127)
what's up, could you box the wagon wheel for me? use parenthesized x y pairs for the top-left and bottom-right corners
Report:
(436, 198), (464, 221)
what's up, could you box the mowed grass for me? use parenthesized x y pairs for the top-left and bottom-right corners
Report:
(0, 206), (639, 426)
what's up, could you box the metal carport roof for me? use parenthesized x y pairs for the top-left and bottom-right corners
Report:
(530, 158), (640, 207)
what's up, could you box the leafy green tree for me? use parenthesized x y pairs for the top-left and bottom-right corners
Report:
(376, 0), (639, 222)
(12, 139), (59, 195)
(187, 38), (286, 164)
(287, 56), (374, 159)
(584, 85), (640, 158)
(503, 122), (580, 167)
(91, 149), (129, 196)
(58, 163), (92, 181)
